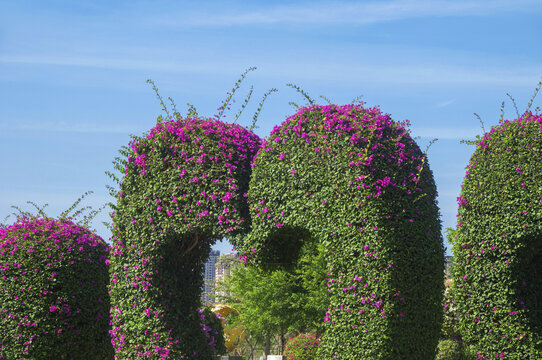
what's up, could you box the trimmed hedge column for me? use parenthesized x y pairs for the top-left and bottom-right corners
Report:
(0, 217), (112, 359)
(235, 104), (445, 359)
(109, 117), (260, 359)
(452, 111), (542, 359)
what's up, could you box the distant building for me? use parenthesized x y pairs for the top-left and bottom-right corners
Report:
(215, 253), (239, 299)
(445, 255), (454, 276)
(201, 250), (220, 305)
(216, 253), (237, 280)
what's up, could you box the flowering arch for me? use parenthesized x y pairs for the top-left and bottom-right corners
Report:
(452, 112), (542, 358)
(109, 118), (260, 359)
(235, 104), (445, 359)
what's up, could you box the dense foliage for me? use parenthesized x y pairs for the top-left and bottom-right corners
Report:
(435, 339), (463, 360)
(441, 274), (460, 340)
(235, 104), (444, 359)
(214, 241), (328, 357)
(292, 242), (329, 335)
(109, 117), (260, 359)
(283, 333), (320, 360)
(199, 307), (227, 357)
(215, 263), (304, 353)
(0, 217), (111, 359)
(451, 111), (542, 359)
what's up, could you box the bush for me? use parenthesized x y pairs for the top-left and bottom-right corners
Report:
(441, 272), (460, 340)
(0, 217), (112, 359)
(108, 117), (260, 359)
(284, 333), (319, 360)
(235, 104), (444, 359)
(199, 307), (227, 356)
(451, 111), (542, 359)
(436, 339), (462, 360)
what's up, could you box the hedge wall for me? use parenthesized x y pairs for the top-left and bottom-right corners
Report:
(451, 111), (542, 359)
(0, 217), (112, 359)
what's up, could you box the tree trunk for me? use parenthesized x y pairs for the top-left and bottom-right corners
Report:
(279, 330), (286, 355)
(243, 334), (256, 360)
(263, 333), (271, 360)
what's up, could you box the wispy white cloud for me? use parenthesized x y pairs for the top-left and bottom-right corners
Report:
(0, 54), (228, 74)
(0, 120), (145, 134)
(267, 62), (542, 87)
(410, 126), (483, 140)
(154, 0), (542, 27)
(2, 53), (540, 88)
(436, 99), (455, 108)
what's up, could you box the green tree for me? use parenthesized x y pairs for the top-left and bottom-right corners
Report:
(291, 242), (329, 336)
(215, 249), (328, 357)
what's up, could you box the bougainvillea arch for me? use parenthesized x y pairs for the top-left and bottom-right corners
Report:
(234, 104), (445, 359)
(451, 111), (542, 359)
(109, 117), (260, 359)
(0, 217), (111, 359)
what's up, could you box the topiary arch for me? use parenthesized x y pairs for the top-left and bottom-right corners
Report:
(108, 117), (260, 359)
(451, 111), (542, 359)
(0, 217), (112, 359)
(234, 104), (445, 359)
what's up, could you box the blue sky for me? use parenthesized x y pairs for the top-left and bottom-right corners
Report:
(1, 0), (541, 255)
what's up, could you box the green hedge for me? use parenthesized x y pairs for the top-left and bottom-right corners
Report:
(0, 217), (112, 359)
(235, 104), (444, 359)
(435, 339), (463, 360)
(451, 111), (542, 359)
(109, 117), (260, 359)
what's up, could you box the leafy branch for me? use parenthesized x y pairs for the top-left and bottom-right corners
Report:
(250, 88), (278, 131)
(288, 101), (300, 110)
(351, 94), (365, 105)
(1, 192), (106, 231)
(146, 79), (171, 123)
(473, 113), (486, 134)
(233, 86), (254, 124)
(506, 93), (520, 118)
(216, 66), (257, 122)
(318, 95), (333, 105)
(526, 76), (542, 113)
(286, 83), (315, 107)
(186, 103), (199, 118)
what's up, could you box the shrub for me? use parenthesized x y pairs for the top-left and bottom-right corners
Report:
(451, 111), (542, 359)
(235, 104), (444, 359)
(441, 272), (460, 340)
(436, 339), (462, 360)
(0, 217), (112, 359)
(199, 307), (227, 356)
(108, 117), (260, 359)
(284, 333), (319, 360)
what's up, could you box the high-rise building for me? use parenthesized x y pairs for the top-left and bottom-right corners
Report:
(444, 255), (454, 277)
(216, 253), (237, 280)
(214, 253), (238, 299)
(201, 250), (220, 305)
